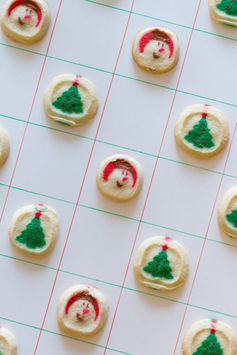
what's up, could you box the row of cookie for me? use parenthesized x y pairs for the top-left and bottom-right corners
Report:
(1, 291), (237, 354)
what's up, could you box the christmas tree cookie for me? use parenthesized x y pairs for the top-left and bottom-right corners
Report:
(209, 0), (237, 26)
(182, 319), (237, 355)
(57, 285), (109, 337)
(9, 204), (59, 256)
(134, 236), (189, 291)
(96, 154), (143, 201)
(218, 186), (237, 238)
(0, 327), (17, 355)
(174, 104), (229, 158)
(44, 74), (98, 126)
(0, 126), (10, 167)
(132, 27), (179, 73)
(1, 0), (51, 44)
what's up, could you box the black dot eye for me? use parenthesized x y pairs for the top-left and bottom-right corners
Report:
(87, 303), (89, 308)
(82, 302), (85, 306)
(158, 42), (160, 45)
(162, 43), (164, 47)
(25, 8), (28, 12)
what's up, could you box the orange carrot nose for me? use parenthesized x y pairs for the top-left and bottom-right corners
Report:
(159, 47), (165, 53)
(83, 308), (89, 315)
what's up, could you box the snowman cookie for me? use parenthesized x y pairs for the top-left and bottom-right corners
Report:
(0, 327), (17, 355)
(218, 186), (237, 238)
(132, 27), (179, 73)
(0, 126), (10, 166)
(1, 0), (51, 44)
(174, 104), (229, 158)
(96, 154), (143, 201)
(209, 0), (237, 27)
(44, 74), (98, 126)
(182, 319), (237, 355)
(57, 285), (109, 337)
(9, 204), (59, 256)
(134, 236), (189, 291)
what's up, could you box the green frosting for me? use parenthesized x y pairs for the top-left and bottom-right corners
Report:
(53, 84), (83, 114)
(193, 332), (223, 355)
(217, 0), (237, 16)
(16, 216), (46, 249)
(143, 249), (173, 279)
(184, 118), (215, 149)
(226, 209), (237, 228)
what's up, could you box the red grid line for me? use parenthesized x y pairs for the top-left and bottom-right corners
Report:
(172, 122), (237, 354)
(0, 0), (63, 224)
(103, 1), (203, 353)
(33, 2), (135, 353)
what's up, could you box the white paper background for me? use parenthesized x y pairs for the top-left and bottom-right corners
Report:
(0, 0), (237, 354)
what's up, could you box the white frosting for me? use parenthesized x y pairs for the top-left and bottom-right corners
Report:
(0, 328), (17, 355)
(0, 126), (10, 166)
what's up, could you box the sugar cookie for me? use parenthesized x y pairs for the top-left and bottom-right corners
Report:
(0, 126), (10, 166)
(174, 104), (229, 158)
(134, 236), (188, 291)
(96, 154), (143, 201)
(182, 319), (237, 355)
(44, 74), (98, 126)
(132, 27), (179, 73)
(209, 0), (237, 27)
(218, 186), (237, 238)
(0, 327), (17, 355)
(57, 285), (109, 337)
(1, 0), (51, 44)
(9, 204), (59, 256)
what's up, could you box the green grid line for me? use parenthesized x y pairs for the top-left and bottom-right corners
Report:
(1, 179), (237, 250)
(1, 252), (237, 329)
(0, 314), (132, 355)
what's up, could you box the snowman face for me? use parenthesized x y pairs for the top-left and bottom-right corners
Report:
(108, 167), (132, 189)
(144, 39), (170, 63)
(8, 1), (41, 29)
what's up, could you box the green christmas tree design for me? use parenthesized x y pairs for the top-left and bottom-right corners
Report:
(184, 115), (215, 149)
(52, 81), (83, 114)
(216, 0), (237, 16)
(143, 247), (173, 279)
(15, 210), (46, 249)
(193, 332), (223, 355)
(226, 209), (237, 228)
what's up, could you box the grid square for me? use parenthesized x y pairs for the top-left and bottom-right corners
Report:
(29, 56), (113, 139)
(179, 30), (237, 105)
(107, 288), (186, 355)
(116, 13), (192, 90)
(160, 91), (237, 174)
(48, 0), (129, 72)
(97, 74), (174, 155)
(80, 140), (156, 220)
(124, 221), (204, 304)
(61, 205), (138, 285)
(0, 187), (75, 269)
(133, 0), (200, 27)
(12, 124), (93, 202)
(190, 239), (237, 318)
(0, 257), (56, 327)
(143, 158), (221, 237)
(43, 271), (121, 349)
(91, 0), (133, 11)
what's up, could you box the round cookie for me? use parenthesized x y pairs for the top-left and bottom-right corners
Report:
(57, 285), (109, 337)
(0, 126), (10, 166)
(96, 154), (143, 201)
(1, 0), (51, 44)
(0, 327), (17, 355)
(209, 0), (237, 27)
(132, 27), (179, 73)
(218, 186), (237, 238)
(44, 74), (98, 126)
(9, 204), (59, 256)
(182, 319), (237, 355)
(174, 104), (229, 158)
(134, 236), (188, 291)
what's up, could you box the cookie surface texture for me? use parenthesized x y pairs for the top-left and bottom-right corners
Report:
(1, 0), (51, 44)
(96, 154), (143, 201)
(132, 27), (179, 73)
(0, 126), (10, 166)
(218, 186), (237, 238)
(134, 236), (189, 291)
(209, 0), (237, 26)
(9, 204), (59, 256)
(0, 327), (17, 355)
(44, 74), (99, 126)
(174, 104), (229, 158)
(182, 318), (237, 355)
(57, 285), (109, 337)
